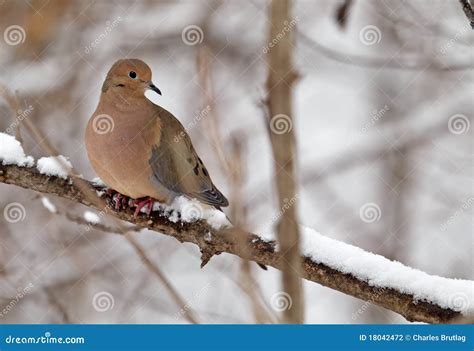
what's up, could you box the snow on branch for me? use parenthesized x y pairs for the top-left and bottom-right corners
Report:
(0, 134), (473, 324)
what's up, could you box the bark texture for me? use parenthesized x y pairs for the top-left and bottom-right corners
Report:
(265, 0), (304, 323)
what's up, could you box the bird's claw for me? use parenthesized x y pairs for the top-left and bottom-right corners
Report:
(105, 190), (129, 211)
(132, 197), (155, 217)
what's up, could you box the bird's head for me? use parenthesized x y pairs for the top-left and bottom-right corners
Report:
(102, 58), (161, 97)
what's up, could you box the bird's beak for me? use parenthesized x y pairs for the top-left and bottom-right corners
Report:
(147, 82), (162, 96)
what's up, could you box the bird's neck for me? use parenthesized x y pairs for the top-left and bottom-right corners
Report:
(100, 89), (151, 113)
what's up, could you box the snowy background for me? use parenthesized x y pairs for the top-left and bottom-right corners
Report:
(0, 0), (472, 323)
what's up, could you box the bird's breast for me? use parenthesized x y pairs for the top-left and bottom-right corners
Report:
(85, 107), (161, 199)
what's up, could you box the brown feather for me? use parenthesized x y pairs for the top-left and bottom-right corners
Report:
(149, 105), (228, 207)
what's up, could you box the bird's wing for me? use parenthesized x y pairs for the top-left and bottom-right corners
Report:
(148, 107), (229, 207)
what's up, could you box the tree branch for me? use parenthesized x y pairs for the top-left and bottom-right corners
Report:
(459, 0), (474, 29)
(0, 164), (465, 324)
(298, 31), (474, 71)
(335, 0), (354, 28)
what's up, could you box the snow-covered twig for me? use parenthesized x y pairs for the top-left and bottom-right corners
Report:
(1, 163), (471, 324)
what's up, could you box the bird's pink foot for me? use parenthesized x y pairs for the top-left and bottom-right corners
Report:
(132, 197), (155, 217)
(114, 193), (130, 211)
(105, 189), (129, 211)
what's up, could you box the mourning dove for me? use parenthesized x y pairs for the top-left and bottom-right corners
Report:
(85, 59), (228, 216)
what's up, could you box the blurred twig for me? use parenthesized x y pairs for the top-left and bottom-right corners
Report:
(44, 287), (71, 323)
(369, 1), (471, 44)
(125, 235), (199, 324)
(459, 0), (474, 29)
(37, 197), (199, 324)
(335, 0), (354, 28)
(196, 47), (232, 175)
(300, 118), (456, 187)
(229, 135), (278, 324)
(298, 31), (474, 71)
(265, 0), (304, 324)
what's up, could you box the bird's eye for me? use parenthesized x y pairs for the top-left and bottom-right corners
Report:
(129, 71), (137, 79)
